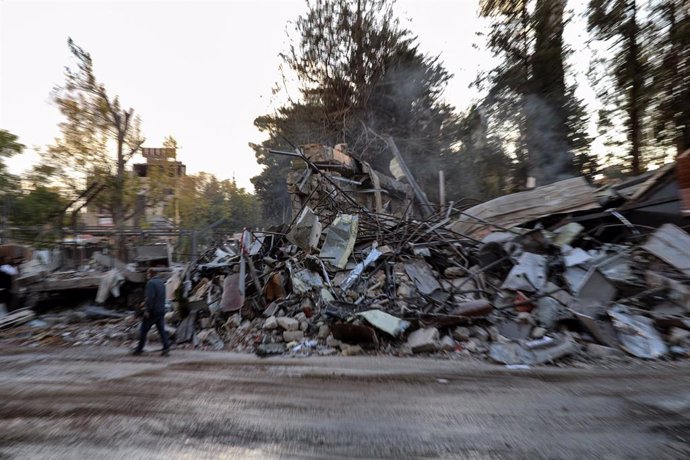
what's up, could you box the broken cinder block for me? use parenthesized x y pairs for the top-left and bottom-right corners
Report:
(407, 327), (440, 353)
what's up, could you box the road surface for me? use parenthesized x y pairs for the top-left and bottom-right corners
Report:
(0, 346), (689, 459)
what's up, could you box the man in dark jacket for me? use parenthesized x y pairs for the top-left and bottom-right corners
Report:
(132, 268), (170, 356)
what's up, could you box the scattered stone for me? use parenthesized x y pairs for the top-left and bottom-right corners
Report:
(341, 344), (363, 356)
(586, 343), (625, 358)
(263, 316), (278, 330)
(473, 326), (490, 341)
(669, 346), (688, 357)
(283, 330), (305, 342)
(440, 335), (456, 352)
(463, 338), (488, 354)
(263, 302), (279, 317)
(444, 266), (465, 278)
(164, 311), (178, 324)
(516, 312), (535, 325)
(299, 321), (308, 332)
(318, 347), (338, 356)
(398, 344), (414, 356)
(197, 329), (224, 350)
(225, 313), (242, 329)
(452, 326), (471, 341)
(531, 327), (547, 339)
(256, 343), (285, 357)
(318, 324), (331, 339)
(277, 317), (299, 331)
(668, 327), (690, 345)
(407, 327), (439, 353)
(326, 335), (342, 349)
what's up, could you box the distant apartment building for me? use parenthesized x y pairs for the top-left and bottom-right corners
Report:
(83, 147), (186, 230)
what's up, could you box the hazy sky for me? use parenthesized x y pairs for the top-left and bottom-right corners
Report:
(1, 0), (497, 191)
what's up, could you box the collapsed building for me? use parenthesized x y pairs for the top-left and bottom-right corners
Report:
(2, 145), (690, 366)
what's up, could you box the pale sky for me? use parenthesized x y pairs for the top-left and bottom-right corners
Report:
(0, 0), (496, 191)
(1, 0), (597, 192)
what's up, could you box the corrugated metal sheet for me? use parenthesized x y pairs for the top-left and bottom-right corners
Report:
(450, 177), (599, 238)
(641, 223), (690, 277)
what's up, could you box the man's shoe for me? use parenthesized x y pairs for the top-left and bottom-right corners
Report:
(131, 349), (143, 356)
(161, 348), (170, 357)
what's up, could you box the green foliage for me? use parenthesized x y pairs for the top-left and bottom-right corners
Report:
(0, 130), (23, 191)
(648, 0), (690, 155)
(252, 0), (462, 222)
(9, 186), (70, 246)
(588, 0), (652, 175)
(0, 130), (24, 158)
(178, 173), (261, 233)
(38, 38), (146, 256)
(478, 0), (593, 187)
(443, 105), (510, 202)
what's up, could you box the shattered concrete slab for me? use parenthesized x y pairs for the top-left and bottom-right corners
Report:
(642, 223), (690, 278)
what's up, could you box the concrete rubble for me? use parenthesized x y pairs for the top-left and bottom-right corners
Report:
(2, 145), (690, 367)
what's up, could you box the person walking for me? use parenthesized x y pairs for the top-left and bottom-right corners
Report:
(132, 268), (170, 356)
(0, 256), (17, 312)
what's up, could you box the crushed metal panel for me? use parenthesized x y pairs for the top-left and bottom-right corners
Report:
(562, 246), (592, 267)
(176, 312), (196, 343)
(287, 206), (322, 252)
(450, 177), (599, 238)
(357, 310), (411, 337)
(291, 269), (323, 295)
(608, 305), (668, 359)
(645, 271), (690, 310)
(489, 335), (575, 365)
(564, 266), (588, 293)
(404, 259), (443, 296)
(535, 296), (569, 329)
(594, 251), (635, 283)
(497, 321), (532, 341)
(641, 223), (690, 278)
(340, 247), (382, 290)
(501, 252), (547, 293)
(568, 302), (619, 348)
(319, 214), (359, 269)
(575, 267), (617, 302)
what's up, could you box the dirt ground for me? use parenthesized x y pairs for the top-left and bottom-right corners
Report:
(0, 346), (689, 459)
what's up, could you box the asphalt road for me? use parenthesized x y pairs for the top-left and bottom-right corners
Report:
(0, 346), (689, 459)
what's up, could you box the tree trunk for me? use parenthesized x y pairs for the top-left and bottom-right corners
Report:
(628, 1), (643, 175)
(114, 130), (126, 261)
(527, 0), (573, 185)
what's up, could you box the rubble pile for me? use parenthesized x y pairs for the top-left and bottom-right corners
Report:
(3, 145), (690, 367)
(155, 146), (690, 365)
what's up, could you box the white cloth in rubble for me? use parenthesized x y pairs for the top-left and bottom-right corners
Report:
(96, 269), (125, 304)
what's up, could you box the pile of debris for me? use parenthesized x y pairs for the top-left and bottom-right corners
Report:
(156, 145), (690, 364)
(3, 144), (690, 367)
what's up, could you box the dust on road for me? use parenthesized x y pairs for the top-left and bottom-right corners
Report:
(0, 346), (689, 459)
